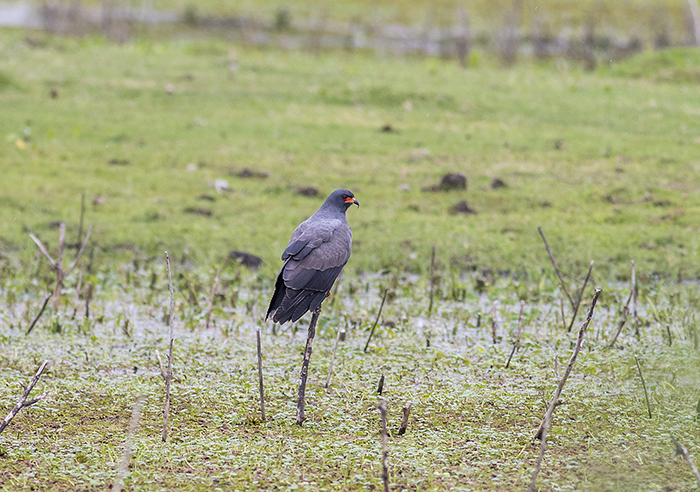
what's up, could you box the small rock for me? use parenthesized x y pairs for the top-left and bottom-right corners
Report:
(50, 87), (59, 99)
(491, 177), (507, 189)
(298, 186), (319, 197)
(186, 163), (198, 172)
(228, 250), (263, 270)
(165, 83), (175, 94)
(399, 184), (411, 191)
(449, 200), (477, 215)
(554, 139), (565, 150)
(92, 196), (106, 207)
(539, 201), (552, 208)
(213, 180), (230, 193)
(380, 124), (397, 133)
(423, 173), (467, 192)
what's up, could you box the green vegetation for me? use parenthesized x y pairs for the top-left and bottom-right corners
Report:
(1, 31), (700, 280)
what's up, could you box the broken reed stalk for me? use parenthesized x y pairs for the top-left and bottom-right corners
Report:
(29, 224), (93, 311)
(26, 292), (53, 335)
(398, 401), (412, 436)
(505, 300), (525, 369)
(672, 436), (700, 488)
(256, 326), (266, 421)
(377, 374), (385, 396)
(609, 286), (634, 348)
(325, 325), (344, 389)
(491, 301), (499, 344)
(529, 403), (552, 492)
(112, 394), (146, 492)
(378, 400), (390, 492)
(0, 360), (49, 434)
(296, 306), (322, 425)
(631, 260), (639, 337)
(634, 355), (652, 419)
(538, 227), (575, 309)
(363, 289), (389, 353)
(204, 262), (225, 330)
(535, 287), (602, 440)
(162, 251), (175, 442)
(567, 260), (594, 332)
(427, 243), (436, 315)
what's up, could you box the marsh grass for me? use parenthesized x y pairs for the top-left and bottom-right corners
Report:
(0, 260), (698, 490)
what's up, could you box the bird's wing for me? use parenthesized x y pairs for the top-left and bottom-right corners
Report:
(282, 219), (352, 292)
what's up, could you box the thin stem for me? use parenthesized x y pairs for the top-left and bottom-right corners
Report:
(538, 227), (575, 309)
(296, 306), (321, 425)
(364, 289), (389, 353)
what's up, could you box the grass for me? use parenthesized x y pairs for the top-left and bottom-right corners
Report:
(2, 31), (700, 280)
(0, 263), (699, 491)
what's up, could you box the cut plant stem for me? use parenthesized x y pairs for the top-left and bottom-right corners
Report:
(162, 251), (175, 442)
(25, 292), (53, 336)
(538, 226), (575, 309)
(378, 399), (390, 492)
(377, 374), (385, 396)
(568, 260), (593, 332)
(256, 326), (266, 420)
(296, 306), (321, 425)
(505, 300), (525, 369)
(634, 355), (652, 418)
(398, 401), (412, 436)
(363, 289), (388, 353)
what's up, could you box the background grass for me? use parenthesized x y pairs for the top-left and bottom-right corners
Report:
(1, 30), (700, 280)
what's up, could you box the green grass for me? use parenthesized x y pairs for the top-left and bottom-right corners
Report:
(2, 30), (700, 280)
(0, 265), (699, 491)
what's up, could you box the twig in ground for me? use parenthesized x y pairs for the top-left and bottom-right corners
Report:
(558, 291), (566, 330)
(84, 282), (93, 319)
(112, 394), (146, 492)
(377, 374), (385, 396)
(505, 300), (525, 369)
(162, 251), (175, 442)
(538, 227), (575, 309)
(609, 289), (634, 348)
(568, 260), (593, 332)
(378, 400), (390, 492)
(534, 287), (602, 442)
(296, 306), (322, 425)
(427, 244), (436, 315)
(26, 292), (53, 336)
(256, 326), (266, 421)
(398, 401), (412, 436)
(364, 289), (389, 353)
(631, 260), (639, 337)
(325, 324), (344, 389)
(634, 355), (652, 419)
(0, 360), (50, 434)
(672, 436), (700, 488)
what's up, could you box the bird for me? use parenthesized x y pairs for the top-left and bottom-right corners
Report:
(266, 189), (359, 324)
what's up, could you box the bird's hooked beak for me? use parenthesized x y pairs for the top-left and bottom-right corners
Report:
(345, 196), (359, 207)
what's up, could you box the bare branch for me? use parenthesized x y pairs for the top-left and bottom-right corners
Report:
(0, 361), (50, 434)
(162, 251), (175, 442)
(634, 355), (652, 419)
(67, 225), (93, 275)
(506, 300), (525, 368)
(672, 436), (700, 488)
(538, 227), (575, 309)
(378, 400), (390, 492)
(297, 306), (322, 425)
(568, 260), (593, 332)
(364, 289), (389, 353)
(29, 234), (57, 269)
(26, 292), (53, 335)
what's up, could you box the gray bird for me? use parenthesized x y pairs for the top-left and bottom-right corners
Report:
(266, 189), (359, 324)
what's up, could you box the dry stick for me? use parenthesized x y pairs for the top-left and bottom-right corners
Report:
(609, 288), (634, 348)
(534, 288), (602, 440)
(76, 191), (85, 254)
(162, 251), (175, 442)
(631, 260), (639, 337)
(634, 355), (652, 419)
(364, 289), (389, 353)
(558, 291), (566, 330)
(256, 326), (266, 421)
(26, 292), (53, 335)
(491, 301), (499, 344)
(538, 227), (575, 309)
(296, 306), (322, 426)
(398, 401), (412, 436)
(377, 374), (385, 396)
(505, 300), (525, 369)
(325, 325), (344, 389)
(0, 360), (49, 434)
(84, 282), (93, 319)
(427, 243), (436, 315)
(70, 264), (84, 320)
(378, 400), (390, 492)
(567, 260), (594, 332)
(672, 436), (700, 488)
(112, 394), (146, 492)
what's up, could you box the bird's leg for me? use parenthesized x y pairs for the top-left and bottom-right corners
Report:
(296, 305), (322, 425)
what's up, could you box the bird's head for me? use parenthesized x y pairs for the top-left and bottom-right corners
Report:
(328, 189), (359, 210)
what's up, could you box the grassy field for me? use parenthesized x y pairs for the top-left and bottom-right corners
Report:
(1, 27), (700, 491)
(1, 30), (700, 280)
